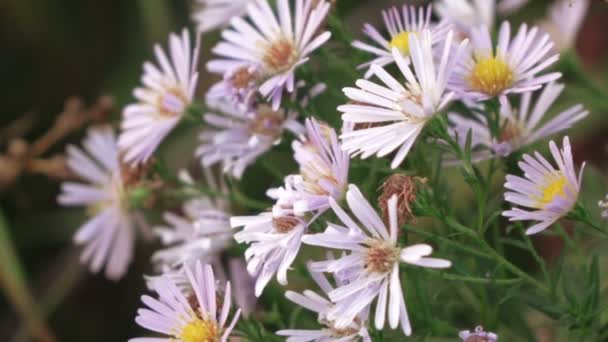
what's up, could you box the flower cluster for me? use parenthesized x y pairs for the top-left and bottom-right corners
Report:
(53, 0), (605, 340)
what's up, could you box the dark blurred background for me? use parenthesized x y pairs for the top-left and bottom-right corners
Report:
(0, 0), (607, 341)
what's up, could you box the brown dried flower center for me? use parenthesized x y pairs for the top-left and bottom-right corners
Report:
(272, 216), (300, 233)
(263, 39), (296, 72)
(365, 242), (398, 274)
(231, 67), (256, 89)
(499, 118), (523, 143)
(250, 105), (285, 137)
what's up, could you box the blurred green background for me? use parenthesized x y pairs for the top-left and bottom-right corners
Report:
(0, 0), (607, 341)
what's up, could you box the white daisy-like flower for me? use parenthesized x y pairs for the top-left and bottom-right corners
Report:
(450, 21), (561, 101)
(435, 0), (530, 36)
(449, 82), (588, 161)
(152, 169), (232, 269)
(599, 195), (608, 221)
(196, 96), (304, 179)
(58, 126), (137, 280)
(119, 29), (200, 166)
(207, 0), (331, 110)
(276, 263), (371, 342)
(130, 261), (241, 342)
(339, 29), (467, 169)
(303, 185), (452, 336)
(267, 118), (350, 218)
(503, 136), (584, 235)
(459, 326), (498, 342)
(192, 0), (252, 33)
(352, 5), (450, 78)
(231, 213), (307, 296)
(539, 0), (589, 53)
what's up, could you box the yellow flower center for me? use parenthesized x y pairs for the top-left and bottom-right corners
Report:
(535, 173), (568, 208)
(179, 318), (219, 342)
(389, 31), (413, 55)
(469, 56), (513, 96)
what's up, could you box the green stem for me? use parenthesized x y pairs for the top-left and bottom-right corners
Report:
(479, 239), (550, 294)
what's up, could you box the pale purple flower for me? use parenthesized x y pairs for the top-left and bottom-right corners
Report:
(130, 262), (241, 342)
(152, 169), (232, 269)
(303, 185), (452, 336)
(192, 0), (252, 33)
(267, 118), (349, 217)
(58, 126), (136, 280)
(539, 0), (590, 53)
(449, 82), (588, 161)
(503, 136), (584, 235)
(227, 258), (258, 317)
(460, 326), (498, 342)
(450, 21), (561, 101)
(207, 64), (261, 110)
(231, 213), (307, 296)
(207, 0), (331, 110)
(339, 30), (467, 169)
(599, 195), (608, 221)
(352, 5), (450, 78)
(435, 0), (530, 36)
(196, 97), (304, 179)
(119, 29), (200, 166)
(276, 263), (371, 342)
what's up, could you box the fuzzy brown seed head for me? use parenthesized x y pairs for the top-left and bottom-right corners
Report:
(364, 241), (398, 274)
(272, 216), (301, 233)
(378, 174), (426, 227)
(499, 118), (523, 143)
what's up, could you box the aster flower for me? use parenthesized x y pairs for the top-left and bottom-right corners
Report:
(539, 0), (589, 53)
(449, 82), (588, 160)
(267, 118), (349, 217)
(303, 185), (452, 336)
(207, 64), (261, 110)
(152, 169), (232, 269)
(352, 5), (450, 78)
(503, 136), (584, 235)
(599, 195), (608, 221)
(196, 97), (304, 179)
(198, 82), (324, 179)
(58, 126), (137, 280)
(192, 0), (252, 33)
(435, 0), (529, 36)
(118, 29), (200, 166)
(339, 29), (467, 169)
(450, 21), (561, 101)
(276, 263), (371, 342)
(231, 213), (307, 296)
(207, 0), (331, 109)
(130, 261), (241, 342)
(459, 326), (498, 342)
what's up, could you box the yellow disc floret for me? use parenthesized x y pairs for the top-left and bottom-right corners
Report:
(535, 173), (568, 208)
(389, 31), (412, 55)
(469, 56), (513, 96)
(180, 318), (219, 342)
